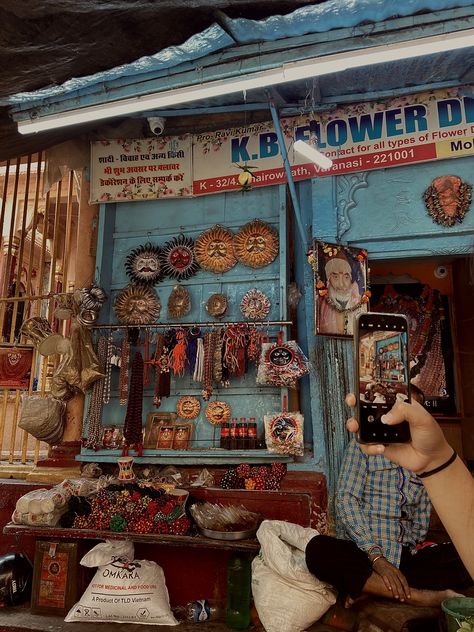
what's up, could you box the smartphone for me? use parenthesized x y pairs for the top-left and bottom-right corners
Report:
(354, 312), (411, 444)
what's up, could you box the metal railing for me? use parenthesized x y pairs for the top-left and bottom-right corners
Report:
(0, 155), (80, 465)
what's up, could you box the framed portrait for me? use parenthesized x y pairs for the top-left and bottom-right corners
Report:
(143, 412), (176, 448)
(157, 424), (175, 449)
(0, 344), (34, 389)
(311, 240), (370, 338)
(31, 541), (79, 615)
(172, 422), (193, 450)
(101, 425), (123, 449)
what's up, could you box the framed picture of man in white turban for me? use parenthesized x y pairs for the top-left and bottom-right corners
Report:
(310, 240), (370, 337)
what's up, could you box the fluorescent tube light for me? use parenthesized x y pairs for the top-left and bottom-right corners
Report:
(294, 140), (333, 169)
(16, 28), (474, 135)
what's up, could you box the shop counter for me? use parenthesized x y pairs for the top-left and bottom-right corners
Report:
(2, 522), (260, 552)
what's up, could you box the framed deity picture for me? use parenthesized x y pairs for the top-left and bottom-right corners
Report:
(0, 344), (34, 389)
(157, 424), (175, 449)
(311, 240), (370, 337)
(172, 423), (193, 450)
(31, 541), (79, 615)
(101, 425), (124, 449)
(143, 412), (176, 448)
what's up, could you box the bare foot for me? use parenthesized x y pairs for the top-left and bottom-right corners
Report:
(408, 588), (463, 607)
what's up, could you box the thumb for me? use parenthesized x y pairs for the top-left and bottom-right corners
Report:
(381, 399), (434, 428)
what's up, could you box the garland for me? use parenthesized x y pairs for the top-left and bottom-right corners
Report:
(123, 351), (144, 455)
(423, 178), (472, 227)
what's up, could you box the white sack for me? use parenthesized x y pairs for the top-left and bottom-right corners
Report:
(252, 520), (337, 632)
(65, 540), (177, 625)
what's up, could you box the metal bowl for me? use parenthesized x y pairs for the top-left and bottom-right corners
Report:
(198, 526), (257, 541)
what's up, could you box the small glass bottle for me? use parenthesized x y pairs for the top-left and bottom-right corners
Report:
(247, 418), (257, 449)
(220, 421), (230, 449)
(230, 418), (239, 450)
(238, 417), (247, 450)
(174, 599), (223, 622)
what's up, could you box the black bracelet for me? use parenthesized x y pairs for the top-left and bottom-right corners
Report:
(418, 449), (457, 479)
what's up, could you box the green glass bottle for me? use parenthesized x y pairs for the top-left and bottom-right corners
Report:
(225, 553), (251, 629)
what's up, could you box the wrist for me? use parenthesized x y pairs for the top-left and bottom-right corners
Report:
(371, 554), (385, 567)
(418, 448), (457, 479)
(367, 545), (384, 563)
(417, 444), (456, 474)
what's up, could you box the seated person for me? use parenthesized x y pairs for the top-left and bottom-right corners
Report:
(305, 386), (471, 607)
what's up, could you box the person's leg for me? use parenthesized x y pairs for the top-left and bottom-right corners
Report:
(305, 534), (372, 600)
(305, 535), (460, 607)
(400, 543), (473, 591)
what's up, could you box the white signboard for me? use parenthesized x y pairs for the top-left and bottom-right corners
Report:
(90, 136), (193, 203)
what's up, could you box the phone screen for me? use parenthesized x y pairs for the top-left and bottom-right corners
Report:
(356, 313), (411, 444)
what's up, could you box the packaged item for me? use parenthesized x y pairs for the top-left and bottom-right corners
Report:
(252, 520), (336, 632)
(65, 540), (178, 625)
(264, 411), (304, 456)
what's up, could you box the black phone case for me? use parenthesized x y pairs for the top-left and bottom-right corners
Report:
(354, 312), (411, 444)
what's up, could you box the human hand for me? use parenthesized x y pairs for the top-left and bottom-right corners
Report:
(346, 394), (453, 473)
(372, 557), (411, 601)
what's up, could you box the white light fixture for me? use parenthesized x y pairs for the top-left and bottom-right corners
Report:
(16, 28), (474, 135)
(294, 139), (333, 169)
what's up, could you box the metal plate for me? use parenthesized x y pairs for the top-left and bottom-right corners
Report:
(198, 526), (257, 541)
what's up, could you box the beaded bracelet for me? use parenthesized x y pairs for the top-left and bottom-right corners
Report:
(418, 449), (457, 479)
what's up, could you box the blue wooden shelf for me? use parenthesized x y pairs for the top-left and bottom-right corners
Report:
(76, 448), (292, 465)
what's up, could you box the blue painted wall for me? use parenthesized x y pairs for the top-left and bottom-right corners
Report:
(85, 184), (300, 464)
(299, 154), (474, 496)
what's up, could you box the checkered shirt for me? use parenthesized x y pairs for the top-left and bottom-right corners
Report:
(335, 439), (431, 567)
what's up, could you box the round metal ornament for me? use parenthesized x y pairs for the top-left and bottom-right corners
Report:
(160, 234), (200, 281)
(125, 242), (164, 285)
(205, 293), (228, 318)
(195, 225), (237, 274)
(240, 288), (271, 320)
(114, 285), (161, 325)
(233, 219), (279, 268)
(176, 395), (201, 420)
(205, 400), (231, 425)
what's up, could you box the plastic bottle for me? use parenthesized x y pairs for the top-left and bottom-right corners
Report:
(225, 553), (251, 629)
(237, 417), (248, 449)
(247, 418), (257, 449)
(220, 421), (230, 449)
(174, 599), (222, 622)
(230, 418), (238, 450)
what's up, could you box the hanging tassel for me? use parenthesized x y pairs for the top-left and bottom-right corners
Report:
(170, 329), (188, 376)
(193, 337), (204, 382)
(186, 327), (200, 375)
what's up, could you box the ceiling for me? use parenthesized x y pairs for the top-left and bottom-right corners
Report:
(1, 1), (473, 162)
(0, 0), (321, 162)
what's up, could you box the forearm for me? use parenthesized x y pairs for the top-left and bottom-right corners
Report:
(423, 456), (474, 580)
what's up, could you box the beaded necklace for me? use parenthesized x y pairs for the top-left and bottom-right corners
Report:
(102, 331), (113, 404)
(123, 351), (144, 455)
(118, 335), (130, 405)
(85, 335), (107, 449)
(202, 331), (216, 400)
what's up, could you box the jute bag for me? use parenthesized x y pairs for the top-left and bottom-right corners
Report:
(18, 394), (65, 445)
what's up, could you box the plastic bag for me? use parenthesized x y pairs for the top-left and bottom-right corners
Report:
(264, 411), (304, 456)
(256, 341), (310, 389)
(252, 520), (336, 632)
(0, 553), (32, 607)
